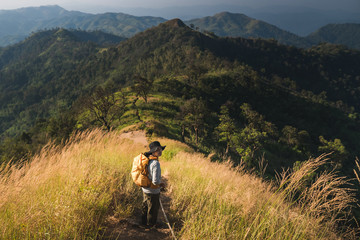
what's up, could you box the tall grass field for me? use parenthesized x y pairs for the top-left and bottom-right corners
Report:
(166, 152), (356, 239)
(0, 130), (358, 239)
(0, 130), (145, 239)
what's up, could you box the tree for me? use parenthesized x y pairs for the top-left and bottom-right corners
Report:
(186, 64), (207, 88)
(280, 125), (299, 146)
(237, 103), (274, 167)
(46, 112), (77, 143)
(240, 103), (277, 137)
(131, 76), (153, 103)
(82, 85), (127, 131)
(180, 98), (208, 145)
(215, 105), (237, 155)
(0, 134), (32, 164)
(318, 136), (348, 169)
(298, 130), (312, 151)
(234, 127), (267, 167)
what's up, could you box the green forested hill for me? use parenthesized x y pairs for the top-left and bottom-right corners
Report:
(68, 30), (126, 46)
(0, 28), (126, 137)
(185, 12), (312, 48)
(306, 23), (360, 50)
(109, 20), (360, 167)
(1, 19), (360, 179)
(106, 19), (360, 111)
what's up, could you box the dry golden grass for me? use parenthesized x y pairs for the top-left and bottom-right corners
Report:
(165, 152), (356, 239)
(355, 158), (360, 185)
(0, 129), (146, 239)
(277, 154), (354, 222)
(0, 130), (357, 239)
(355, 158), (360, 214)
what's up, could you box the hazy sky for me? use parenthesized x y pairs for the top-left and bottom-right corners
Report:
(0, 0), (359, 13)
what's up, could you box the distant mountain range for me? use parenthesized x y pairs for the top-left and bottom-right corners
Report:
(0, 5), (165, 46)
(184, 12), (313, 48)
(245, 5), (360, 37)
(67, 4), (360, 36)
(307, 23), (360, 50)
(0, 5), (359, 50)
(185, 12), (360, 50)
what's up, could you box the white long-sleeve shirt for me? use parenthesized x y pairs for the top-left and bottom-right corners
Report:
(142, 159), (161, 194)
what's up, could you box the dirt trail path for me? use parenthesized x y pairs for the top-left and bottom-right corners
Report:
(101, 131), (175, 240)
(102, 178), (174, 240)
(119, 130), (149, 147)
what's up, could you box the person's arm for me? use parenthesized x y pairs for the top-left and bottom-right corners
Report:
(149, 161), (162, 189)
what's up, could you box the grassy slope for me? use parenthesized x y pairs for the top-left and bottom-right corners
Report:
(0, 130), (145, 239)
(166, 152), (355, 239)
(0, 129), (357, 239)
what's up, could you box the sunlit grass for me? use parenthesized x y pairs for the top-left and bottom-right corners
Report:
(0, 129), (146, 239)
(355, 158), (360, 185)
(0, 130), (357, 239)
(165, 150), (356, 239)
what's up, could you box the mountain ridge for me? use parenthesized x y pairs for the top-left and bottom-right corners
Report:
(0, 6), (359, 50)
(0, 5), (166, 46)
(1, 18), (360, 171)
(306, 23), (360, 49)
(185, 11), (312, 48)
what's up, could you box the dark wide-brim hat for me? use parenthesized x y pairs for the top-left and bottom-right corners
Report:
(149, 141), (166, 153)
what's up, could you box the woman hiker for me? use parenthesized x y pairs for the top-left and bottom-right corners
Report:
(141, 141), (166, 228)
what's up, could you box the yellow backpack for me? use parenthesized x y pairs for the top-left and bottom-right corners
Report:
(131, 153), (151, 187)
